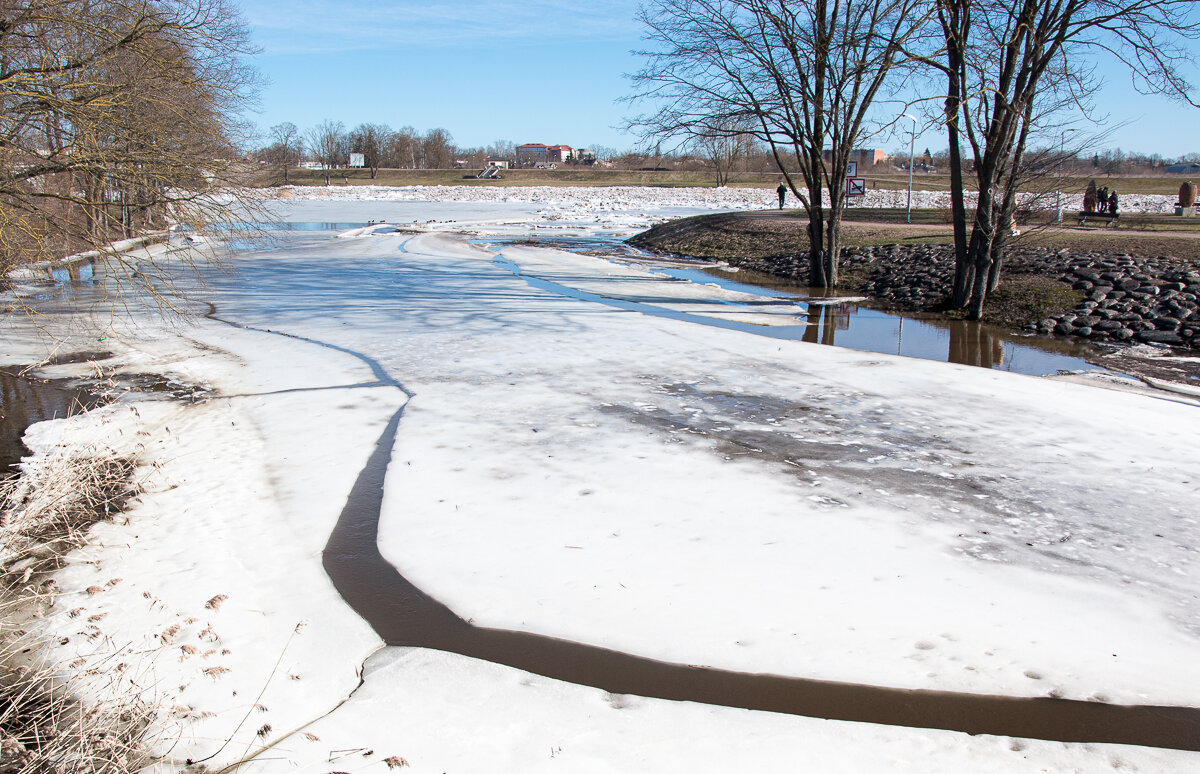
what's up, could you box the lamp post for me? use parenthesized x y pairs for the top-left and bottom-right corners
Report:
(1055, 128), (1075, 223)
(902, 114), (917, 223)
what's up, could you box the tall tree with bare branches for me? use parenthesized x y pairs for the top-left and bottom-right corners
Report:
(349, 122), (389, 179)
(1, 0), (260, 303)
(920, 0), (1200, 318)
(267, 121), (303, 184)
(305, 120), (345, 185)
(630, 0), (928, 286)
(692, 118), (755, 186)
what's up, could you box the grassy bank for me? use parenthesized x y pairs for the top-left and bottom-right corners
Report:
(630, 210), (1200, 263)
(254, 166), (1199, 196)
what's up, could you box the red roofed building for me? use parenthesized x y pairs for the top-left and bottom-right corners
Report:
(546, 144), (574, 163)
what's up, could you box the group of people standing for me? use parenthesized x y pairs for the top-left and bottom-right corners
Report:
(1085, 180), (1120, 216)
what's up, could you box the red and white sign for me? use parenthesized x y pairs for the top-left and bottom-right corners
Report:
(846, 178), (866, 197)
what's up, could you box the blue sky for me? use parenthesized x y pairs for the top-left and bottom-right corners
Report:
(239, 0), (1200, 159)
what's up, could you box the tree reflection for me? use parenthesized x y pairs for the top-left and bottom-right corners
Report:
(948, 321), (1006, 368)
(803, 302), (848, 346)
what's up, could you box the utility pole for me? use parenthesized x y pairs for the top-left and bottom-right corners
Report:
(902, 114), (917, 224)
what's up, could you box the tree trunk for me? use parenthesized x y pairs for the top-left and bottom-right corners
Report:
(824, 190), (846, 287)
(942, 2), (971, 309)
(987, 103), (1033, 294)
(807, 177), (828, 287)
(946, 103), (971, 307)
(965, 185), (998, 320)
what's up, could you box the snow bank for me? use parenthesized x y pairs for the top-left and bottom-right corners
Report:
(277, 183), (1180, 214)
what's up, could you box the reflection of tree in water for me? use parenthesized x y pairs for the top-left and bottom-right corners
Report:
(948, 322), (1006, 368)
(798, 298), (1012, 371)
(803, 302), (849, 346)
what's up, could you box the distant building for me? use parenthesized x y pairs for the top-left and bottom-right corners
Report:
(486, 157), (510, 169)
(546, 144), (574, 163)
(857, 148), (888, 165)
(821, 148), (887, 166)
(516, 143), (548, 164)
(1166, 163), (1200, 174)
(517, 143), (578, 166)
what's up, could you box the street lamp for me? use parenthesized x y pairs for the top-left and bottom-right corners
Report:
(1055, 128), (1076, 223)
(902, 114), (917, 223)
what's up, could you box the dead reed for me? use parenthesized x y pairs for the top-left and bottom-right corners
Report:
(1, 445), (140, 590)
(1, 434), (151, 774)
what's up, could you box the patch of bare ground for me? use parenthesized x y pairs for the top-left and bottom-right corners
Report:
(957, 276), (1085, 329)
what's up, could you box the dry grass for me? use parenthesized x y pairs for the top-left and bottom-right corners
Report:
(1, 450), (139, 590)
(1, 433), (153, 774)
(0, 397), (405, 774)
(0, 601), (161, 774)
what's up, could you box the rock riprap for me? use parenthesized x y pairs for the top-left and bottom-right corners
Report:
(724, 244), (1200, 350)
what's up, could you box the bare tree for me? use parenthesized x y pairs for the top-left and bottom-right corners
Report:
(267, 122), (303, 184)
(1, 0), (260, 303)
(422, 128), (454, 169)
(630, 0), (928, 286)
(486, 139), (516, 160)
(349, 122), (389, 179)
(305, 120), (345, 185)
(693, 118), (754, 186)
(588, 145), (619, 162)
(386, 126), (420, 169)
(921, 0), (1200, 318)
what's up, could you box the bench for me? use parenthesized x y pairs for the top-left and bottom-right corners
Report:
(1077, 211), (1120, 228)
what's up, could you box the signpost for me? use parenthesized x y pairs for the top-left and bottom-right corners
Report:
(846, 178), (866, 197)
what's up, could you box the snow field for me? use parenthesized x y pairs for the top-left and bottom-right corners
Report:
(277, 183), (1182, 219)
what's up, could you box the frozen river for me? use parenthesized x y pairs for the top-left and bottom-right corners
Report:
(5, 192), (1200, 772)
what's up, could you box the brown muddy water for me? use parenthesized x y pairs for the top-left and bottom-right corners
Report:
(648, 266), (1106, 377)
(0, 367), (97, 478)
(324, 403), (1200, 751)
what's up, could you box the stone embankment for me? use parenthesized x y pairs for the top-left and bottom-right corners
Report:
(724, 244), (1200, 349)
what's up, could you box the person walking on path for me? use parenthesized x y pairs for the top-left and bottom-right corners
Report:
(776, 181), (787, 209)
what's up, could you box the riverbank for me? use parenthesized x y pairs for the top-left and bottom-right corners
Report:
(257, 167), (1199, 198)
(628, 211), (1200, 343)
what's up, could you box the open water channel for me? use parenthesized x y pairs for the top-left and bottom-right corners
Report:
(479, 234), (1108, 378)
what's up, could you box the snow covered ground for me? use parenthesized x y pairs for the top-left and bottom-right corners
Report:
(3, 193), (1200, 773)
(276, 182), (1183, 221)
